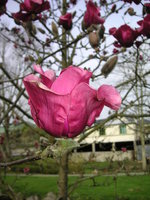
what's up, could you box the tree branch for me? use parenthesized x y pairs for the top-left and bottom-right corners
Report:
(0, 155), (41, 167)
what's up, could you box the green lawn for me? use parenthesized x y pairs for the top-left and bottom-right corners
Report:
(4, 174), (150, 200)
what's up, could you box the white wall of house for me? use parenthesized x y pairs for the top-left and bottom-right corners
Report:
(80, 123), (137, 144)
(71, 151), (133, 162)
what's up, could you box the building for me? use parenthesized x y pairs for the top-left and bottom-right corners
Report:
(73, 117), (150, 161)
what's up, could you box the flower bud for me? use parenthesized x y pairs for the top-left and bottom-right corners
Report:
(111, 4), (116, 13)
(72, 11), (76, 18)
(51, 21), (58, 36)
(113, 48), (119, 54)
(81, 20), (86, 32)
(101, 55), (118, 77)
(38, 28), (45, 34)
(98, 25), (105, 39)
(89, 31), (100, 48)
(127, 7), (136, 16)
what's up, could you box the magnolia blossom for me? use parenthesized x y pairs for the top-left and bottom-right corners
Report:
(12, 0), (50, 22)
(59, 13), (72, 30)
(0, 0), (7, 16)
(121, 147), (127, 152)
(23, 66), (121, 138)
(113, 48), (119, 54)
(109, 24), (139, 47)
(23, 167), (30, 174)
(84, 0), (104, 28)
(137, 14), (150, 38)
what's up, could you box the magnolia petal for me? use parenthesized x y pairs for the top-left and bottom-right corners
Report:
(24, 74), (40, 82)
(97, 85), (121, 110)
(34, 65), (56, 88)
(68, 83), (104, 138)
(109, 27), (117, 35)
(23, 78), (70, 137)
(51, 66), (92, 95)
(59, 13), (72, 30)
(23, 0), (31, 10)
(31, 0), (43, 4)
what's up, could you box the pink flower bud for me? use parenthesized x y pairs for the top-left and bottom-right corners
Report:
(23, 167), (30, 174)
(139, 55), (143, 60)
(113, 48), (119, 54)
(84, 0), (104, 29)
(59, 13), (72, 30)
(121, 147), (127, 152)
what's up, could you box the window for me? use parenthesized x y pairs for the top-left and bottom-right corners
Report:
(99, 127), (105, 135)
(120, 124), (126, 134)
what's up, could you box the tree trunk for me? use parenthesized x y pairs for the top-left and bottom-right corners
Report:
(58, 151), (69, 200)
(140, 80), (147, 171)
(140, 132), (147, 171)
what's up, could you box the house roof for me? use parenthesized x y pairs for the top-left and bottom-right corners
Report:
(96, 117), (150, 127)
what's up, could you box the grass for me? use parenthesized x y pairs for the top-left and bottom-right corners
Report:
(4, 174), (150, 200)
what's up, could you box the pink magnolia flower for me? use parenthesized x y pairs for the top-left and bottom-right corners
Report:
(122, 0), (141, 4)
(12, 0), (50, 22)
(59, 13), (72, 30)
(0, 0), (7, 16)
(113, 41), (121, 48)
(23, 167), (30, 174)
(113, 48), (119, 54)
(109, 24), (139, 47)
(137, 14), (150, 38)
(84, 0), (105, 28)
(121, 147), (127, 152)
(23, 65), (121, 138)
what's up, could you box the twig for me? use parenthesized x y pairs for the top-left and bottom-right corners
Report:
(0, 89), (26, 124)
(0, 155), (41, 167)
(0, 94), (32, 120)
